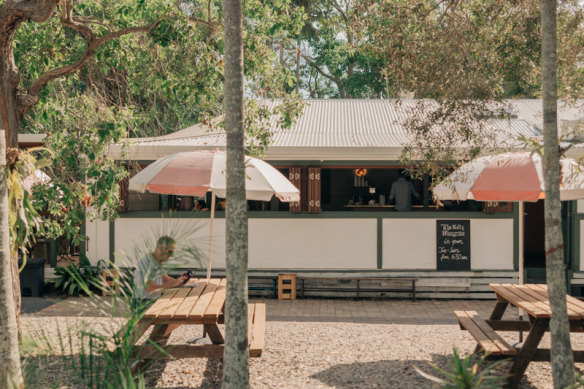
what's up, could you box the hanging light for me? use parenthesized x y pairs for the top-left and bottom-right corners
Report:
(354, 168), (368, 177)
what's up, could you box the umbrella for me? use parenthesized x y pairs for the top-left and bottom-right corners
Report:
(129, 150), (300, 278)
(433, 151), (584, 284)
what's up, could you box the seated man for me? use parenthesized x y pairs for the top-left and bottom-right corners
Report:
(133, 235), (188, 300)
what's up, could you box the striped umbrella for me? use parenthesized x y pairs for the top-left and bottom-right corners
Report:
(433, 152), (584, 202)
(433, 151), (584, 284)
(129, 150), (300, 278)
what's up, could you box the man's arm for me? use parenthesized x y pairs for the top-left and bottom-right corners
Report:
(145, 274), (187, 293)
(410, 182), (420, 199)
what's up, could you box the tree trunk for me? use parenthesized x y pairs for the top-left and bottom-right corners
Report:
(222, 0), (249, 387)
(541, 0), (575, 387)
(0, 131), (23, 387)
(1, 31), (23, 330)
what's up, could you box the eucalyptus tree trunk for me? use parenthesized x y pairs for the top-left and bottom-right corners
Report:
(0, 131), (23, 387)
(541, 0), (575, 387)
(222, 0), (249, 387)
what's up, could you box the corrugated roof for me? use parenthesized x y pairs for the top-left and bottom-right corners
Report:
(112, 99), (583, 161)
(507, 99), (584, 130)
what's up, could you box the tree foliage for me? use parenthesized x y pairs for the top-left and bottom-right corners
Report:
(352, 0), (584, 179)
(7, 0), (305, 243)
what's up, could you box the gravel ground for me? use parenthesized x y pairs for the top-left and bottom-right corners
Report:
(20, 315), (584, 389)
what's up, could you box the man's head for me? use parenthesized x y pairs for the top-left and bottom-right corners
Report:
(153, 235), (176, 263)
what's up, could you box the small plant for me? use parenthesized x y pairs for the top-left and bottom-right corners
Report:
(54, 255), (105, 296)
(414, 348), (508, 389)
(565, 372), (584, 389)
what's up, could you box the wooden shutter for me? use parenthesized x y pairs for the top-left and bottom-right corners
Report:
(289, 167), (302, 213)
(308, 167), (321, 213)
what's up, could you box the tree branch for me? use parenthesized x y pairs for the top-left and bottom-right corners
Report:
(19, 11), (160, 115)
(300, 53), (341, 84)
(331, 0), (349, 24)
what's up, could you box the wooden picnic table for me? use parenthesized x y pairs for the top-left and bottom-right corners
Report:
(128, 278), (265, 361)
(456, 283), (584, 388)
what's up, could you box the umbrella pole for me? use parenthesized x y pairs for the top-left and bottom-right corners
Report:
(206, 194), (216, 279)
(518, 200), (525, 343)
(519, 201), (524, 285)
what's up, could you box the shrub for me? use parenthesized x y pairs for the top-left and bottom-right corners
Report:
(415, 348), (508, 389)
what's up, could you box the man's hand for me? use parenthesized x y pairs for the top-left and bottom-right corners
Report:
(176, 274), (189, 286)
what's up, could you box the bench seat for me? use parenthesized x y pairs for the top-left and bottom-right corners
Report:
(297, 276), (417, 301)
(454, 310), (517, 356)
(248, 303), (266, 357)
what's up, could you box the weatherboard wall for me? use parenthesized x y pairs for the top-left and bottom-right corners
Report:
(85, 212), (514, 271)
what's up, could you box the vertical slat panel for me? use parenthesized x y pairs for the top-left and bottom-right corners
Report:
(314, 167), (321, 213)
(301, 167), (308, 212)
(307, 167), (321, 213)
(289, 167), (302, 213)
(308, 168), (314, 213)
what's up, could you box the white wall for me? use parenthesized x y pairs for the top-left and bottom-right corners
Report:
(382, 218), (513, 270)
(85, 218), (111, 265)
(86, 216), (514, 271)
(113, 218), (224, 269)
(248, 219), (377, 269)
(109, 218), (377, 270)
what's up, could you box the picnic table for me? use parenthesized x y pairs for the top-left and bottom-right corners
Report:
(127, 278), (265, 361)
(455, 283), (584, 388)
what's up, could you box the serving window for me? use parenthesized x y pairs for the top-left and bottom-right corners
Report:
(119, 164), (508, 213)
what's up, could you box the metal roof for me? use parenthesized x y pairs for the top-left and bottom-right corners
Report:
(507, 99), (584, 131)
(111, 99), (583, 161)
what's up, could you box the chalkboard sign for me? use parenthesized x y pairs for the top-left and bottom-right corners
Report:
(436, 220), (471, 271)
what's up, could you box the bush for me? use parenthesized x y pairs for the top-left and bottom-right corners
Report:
(54, 255), (105, 296)
(415, 348), (508, 389)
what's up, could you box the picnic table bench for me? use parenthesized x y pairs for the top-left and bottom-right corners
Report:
(455, 283), (584, 388)
(297, 276), (417, 301)
(126, 278), (265, 360)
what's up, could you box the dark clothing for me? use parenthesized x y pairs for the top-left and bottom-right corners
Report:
(389, 177), (420, 211)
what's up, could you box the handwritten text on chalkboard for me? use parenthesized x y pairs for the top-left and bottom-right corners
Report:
(436, 220), (470, 270)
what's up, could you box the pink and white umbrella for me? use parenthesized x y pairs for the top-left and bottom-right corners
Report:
(433, 152), (584, 202)
(129, 150), (300, 278)
(129, 150), (300, 201)
(433, 151), (584, 284)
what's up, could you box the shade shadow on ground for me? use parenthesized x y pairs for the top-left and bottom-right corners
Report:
(310, 354), (539, 389)
(21, 297), (57, 314)
(145, 358), (223, 389)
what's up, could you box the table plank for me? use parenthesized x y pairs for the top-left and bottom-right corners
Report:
(145, 288), (180, 319)
(528, 284), (584, 319)
(173, 281), (207, 320)
(158, 287), (192, 319)
(490, 284), (549, 318)
(204, 278), (227, 324)
(531, 284), (584, 312)
(189, 278), (221, 321)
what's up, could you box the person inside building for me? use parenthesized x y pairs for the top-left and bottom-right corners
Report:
(194, 199), (209, 211)
(176, 196), (194, 211)
(389, 170), (420, 211)
(133, 235), (188, 302)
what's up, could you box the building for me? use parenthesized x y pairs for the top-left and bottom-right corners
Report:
(86, 99), (584, 298)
